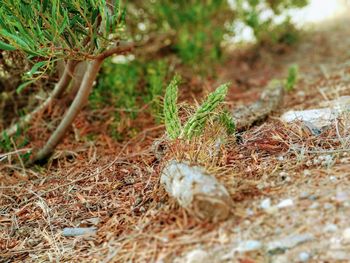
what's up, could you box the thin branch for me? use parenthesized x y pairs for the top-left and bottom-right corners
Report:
(93, 41), (134, 60)
(32, 59), (103, 163)
(4, 60), (77, 137)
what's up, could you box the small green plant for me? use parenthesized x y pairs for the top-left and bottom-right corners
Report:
(285, 64), (299, 91)
(0, 127), (31, 162)
(217, 110), (236, 136)
(163, 75), (182, 140)
(92, 59), (140, 120)
(145, 60), (168, 122)
(164, 75), (234, 140)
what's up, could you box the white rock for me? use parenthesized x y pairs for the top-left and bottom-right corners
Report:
(335, 191), (349, 202)
(276, 199), (294, 208)
(281, 96), (350, 129)
(182, 249), (209, 263)
(323, 224), (338, 233)
(62, 227), (97, 237)
(303, 170), (311, 176)
(326, 250), (350, 260)
(281, 108), (337, 127)
(299, 251), (310, 262)
(260, 198), (271, 210)
(267, 233), (314, 252)
(236, 240), (262, 252)
(160, 160), (232, 222)
(342, 228), (350, 241)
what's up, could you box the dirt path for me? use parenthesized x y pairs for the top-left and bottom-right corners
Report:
(1, 17), (350, 263)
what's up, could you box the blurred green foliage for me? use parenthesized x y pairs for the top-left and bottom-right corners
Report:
(285, 64), (299, 91)
(235, 0), (308, 45)
(128, 0), (233, 69)
(1, 0), (309, 141)
(93, 0), (308, 138)
(90, 57), (169, 138)
(144, 60), (168, 123)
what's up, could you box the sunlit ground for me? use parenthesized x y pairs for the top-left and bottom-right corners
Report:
(291, 0), (348, 25)
(231, 0), (350, 43)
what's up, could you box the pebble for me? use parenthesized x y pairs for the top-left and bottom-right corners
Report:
(62, 227), (97, 237)
(183, 249), (209, 263)
(246, 208), (254, 216)
(236, 240), (262, 252)
(299, 251), (310, 262)
(303, 170), (311, 176)
(299, 191), (309, 199)
(329, 175), (337, 181)
(260, 198), (271, 210)
(326, 250), (350, 260)
(335, 191), (348, 202)
(276, 198), (294, 208)
(309, 202), (319, 209)
(342, 228), (350, 241)
(267, 233), (314, 253)
(323, 202), (334, 210)
(277, 156), (284, 161)
(323, 223), (338, 233)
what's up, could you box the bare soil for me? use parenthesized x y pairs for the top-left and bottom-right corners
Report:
(1, 17), (350, 263)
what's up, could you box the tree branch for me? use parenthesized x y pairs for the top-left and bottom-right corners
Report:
(93, 41), (134, 60)
(4, 60), (77, 137)
(32, 59), (103, 163)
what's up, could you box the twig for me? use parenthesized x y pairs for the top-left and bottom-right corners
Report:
(0, 148), (32, 161)
(93, 41), (134, 60)
(10, 137), (27, 177)
(4, 60), (77, 137)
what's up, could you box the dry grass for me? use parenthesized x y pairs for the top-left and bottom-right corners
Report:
(2, 18), (350, 263)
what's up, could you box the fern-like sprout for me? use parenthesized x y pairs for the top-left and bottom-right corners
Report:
(218, 110), (235, 135)
(285, 64), (298, 91)
(164, 75), (182, 139)
(181, 83), (229, 139)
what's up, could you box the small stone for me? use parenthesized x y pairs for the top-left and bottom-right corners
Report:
(246, 208), (254, 216)
(267, 233), (314, 253)
(265, 206), (279, 214)
(303, 170), (311, 176)
(62, 227), (97, 237)
(299, 251), (310, 262)
(329, 176), (337, 181)
(342, 228), (350, 241)
(324, 223), (338, 233)
(183, 249), (209, 263)
(276, 199), (294, 209)
(309, 202), (319, 209)
(335, 191), (348, 202)
(299, 191), (309, 199)
(271, 255), (288, 263)
(323, 203), (333, 210)
(326, 250), (350, 260)
(260, 198), (271, 210)
(236, 240), (262, 252)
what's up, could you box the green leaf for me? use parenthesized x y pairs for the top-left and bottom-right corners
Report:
(0, 40), (16, 51)
(26, 61), (47, 77)
(16, 79), (36, 94)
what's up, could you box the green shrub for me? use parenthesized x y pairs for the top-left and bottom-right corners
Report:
(144, 60), (168, 123)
